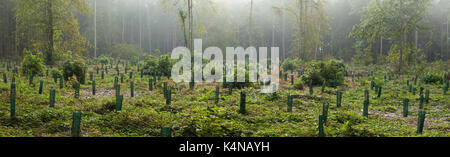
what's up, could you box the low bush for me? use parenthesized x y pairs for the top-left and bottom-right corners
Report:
(63, 59), (87, 82)
(301, 60), (346, 85)
(21, 49), (46, 76)
(421, 73), (443, 84)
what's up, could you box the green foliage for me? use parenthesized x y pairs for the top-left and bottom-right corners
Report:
(63, 59), (87, 82)
(421, 73), (443, 84)
(293, 79), (305, 90)
(21, 49), (46, 76)
(282, 58), (303, 72)
(301, 60), (346, 85)
(109, 44), (145, 61)
(141, 54), (175, 77)
(158, 55), (175, 77)
(231, 65), (254, 89)
(98, 55), (110, 65)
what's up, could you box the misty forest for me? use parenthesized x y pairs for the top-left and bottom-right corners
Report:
(0, 0), (448, 137)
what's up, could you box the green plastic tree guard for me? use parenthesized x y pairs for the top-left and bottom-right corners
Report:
(71, 112), (82, 137)
(161, 127), (172, 137)
(149, 79), (153, 91)
(130, 81), (134, 97)
(215, 86), (220, 104)
(337, 91), (342, 108)
(229, 83), (233, 95)
(163, 82), (168, 99)
(75, 83), (80, 99)
(166, 89), (172, 105)
(49, 89), (55, 107)
(29, 73), (34, 85)
(290, 75), (294, 85)
(419, 95), (424, 110)
(287, 95), (293, 112)
(321, 81), (326, 93)
(92, 80), (96, 95)
(39, 80), (44, 94)
(10, 83), (16, 118)
(318, 115), (325, 137)
(416, 111), (426, 134)
(116, 95), (123, 112)
(402, 99), (409, 117)
(239, 92), (246, 114)
(3, 73), (6, 83)
(322, 102), (329, 123)
(377, 86), (382, 98)
(363, 100), (369, 117)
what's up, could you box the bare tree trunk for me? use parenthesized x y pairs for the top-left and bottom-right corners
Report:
(415, 30), (418, 50)
(442, 14), (450, 58)
(139, 0), (142, 49)
(122, 10), (125, 43)
(189, 0), (193, 52)
(299, 0), (303, 59)
(46, 0), (54, 65)
(380, 36), (383, 56)
(281, 0), (286, 61)
(398, 0), (403, 74)
(249, 0), (253, 47)
(94, 0), (97, 58)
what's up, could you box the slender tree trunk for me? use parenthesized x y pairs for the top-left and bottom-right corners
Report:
(380, 36), (383, 56)
(46, 0), (54, 65)
(299, 0), (303, 59)
(442, 13), (450, 58)
(281, 0), (286, 61)
(94, 0), (97, 58)
(139, 0), (142, 49)
(122, 11), (125, 43)
(189, 0), (193, 52)
(415, 30), (418, 50)
(249, 0), (253, 47)
(398, 0), (403, 74)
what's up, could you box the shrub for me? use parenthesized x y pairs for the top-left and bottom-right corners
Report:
(21, 49), (46, 76)
(142, 54), (175, 77)
(282, 58), (303, 72)
(63, 59), (87, 82)
(421, 73), (442, 84)
(293, 79), (305, 90)
(158, 55), (175, 77)
(301, 60), (346, 86)
(97, 55), (110, 65)
(50, 68), (62, 77)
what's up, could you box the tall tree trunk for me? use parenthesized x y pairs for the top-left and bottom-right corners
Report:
(46, 0), (54, 65)
(299, 0), (303, 59)
(94, 0), (97, 58)
(189, 0), (193, 52)
(380, 36), (383, 56)
(139, 0), (142, 49)
(281, 0), (286, 61)
(122, 10), (125, 43)
(398, 0), (403, 74)
(442, 13), (450, 59)
(249, 0), (253, 47)
(415, 30), (418, 50)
